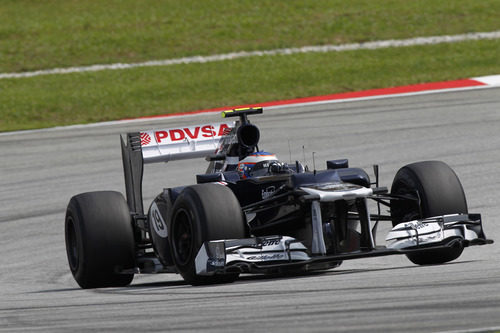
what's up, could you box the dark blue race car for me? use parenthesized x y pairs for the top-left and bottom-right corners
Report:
(64, 107), (492, 288)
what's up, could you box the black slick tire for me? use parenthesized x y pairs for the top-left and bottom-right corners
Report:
(169, 184), (245, 285)
(390, 161), (467, 265)
(65, 191), (135, 288)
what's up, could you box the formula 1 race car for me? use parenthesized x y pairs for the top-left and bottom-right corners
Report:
(64, 107), (493, 288)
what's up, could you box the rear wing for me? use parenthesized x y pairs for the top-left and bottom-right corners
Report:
(121, 107), (263, 214)
(120, 122), (234, 214)
(140, 122), (234, 163)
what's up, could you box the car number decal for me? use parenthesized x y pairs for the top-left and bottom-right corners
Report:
(150, 202), (168, 238)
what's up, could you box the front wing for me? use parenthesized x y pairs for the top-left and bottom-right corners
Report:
(194, 214), (492, 276)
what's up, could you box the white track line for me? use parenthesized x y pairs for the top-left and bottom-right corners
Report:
(434, 326), (500, 333)
(473, 74), (500, 85)
(1, 31), (500, 79)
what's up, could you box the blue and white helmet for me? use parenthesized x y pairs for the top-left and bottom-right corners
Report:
(237, 152), (278, 178)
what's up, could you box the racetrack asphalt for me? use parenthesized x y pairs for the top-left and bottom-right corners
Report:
(1, 87), (499, 332)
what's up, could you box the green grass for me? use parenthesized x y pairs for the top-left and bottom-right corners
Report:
(1, 1), (499, 132)
(1, 0), (499, 72)
(1, 39), (499, 132)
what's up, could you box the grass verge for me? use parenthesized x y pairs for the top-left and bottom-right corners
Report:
(1, 0), (500, 72)
(1, 39), (499, 132)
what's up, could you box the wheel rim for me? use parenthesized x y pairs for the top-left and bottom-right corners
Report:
(172, 208), (193, 266)
(66, 217), (79, 271)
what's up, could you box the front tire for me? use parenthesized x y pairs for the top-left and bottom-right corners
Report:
(169, 184), (246, 285)
(391, 161), (467, 265)
(65, 191), (135, 288)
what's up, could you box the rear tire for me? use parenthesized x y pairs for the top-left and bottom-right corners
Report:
(390, 161), (467, 265)
(65, 191), (135, 288)
(169, 184), (245, 285)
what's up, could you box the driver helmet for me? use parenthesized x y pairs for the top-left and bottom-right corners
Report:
(237, 152), (278, 179)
